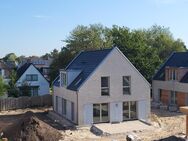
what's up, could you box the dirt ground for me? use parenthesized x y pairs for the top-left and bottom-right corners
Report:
(0, 107), (187, 141)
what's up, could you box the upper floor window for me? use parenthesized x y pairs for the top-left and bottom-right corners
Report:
(123, 76), (131, 95)
(167, 69), (177, 81)
(60, 72), (67, 87)
(101, 77), (110, 96)
(26, 74), (38, 81)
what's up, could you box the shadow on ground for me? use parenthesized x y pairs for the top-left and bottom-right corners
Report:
(155, 135), (186, 141)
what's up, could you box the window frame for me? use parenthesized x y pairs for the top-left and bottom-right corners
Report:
(60, 71), (67, 87)
(170, 91), (177, 105)
(26, 74), (38, 81)
(101, 76), (110, 96)
(123, 76), (131, 95)
(62, 98), (67, 115)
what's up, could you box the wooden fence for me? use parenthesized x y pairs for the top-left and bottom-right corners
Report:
(0, 94), (52, 111)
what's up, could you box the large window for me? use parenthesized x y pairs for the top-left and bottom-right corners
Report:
(123, 76), (131, 95)
(62, 98), (67, 115)
(26, 74), (38, 81)
(93, 103), (109, 123)
(123, 101), (137, 120)
(170, 91), (177, 105)
(101, 77), (110, 96)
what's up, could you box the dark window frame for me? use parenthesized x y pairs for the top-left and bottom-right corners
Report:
(123, 76), (131, 95)
(101, 77), (110, 96)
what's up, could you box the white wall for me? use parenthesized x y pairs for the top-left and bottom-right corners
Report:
(16, 65), (50, 96)
(78, 48), (150, 125)
(67, 69), (81, 86)
(110, 102), (123, 122)
(53, 86), (77, 124)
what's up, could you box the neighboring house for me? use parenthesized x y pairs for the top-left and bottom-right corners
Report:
(153, 52), (188, 107)
(0, 60), (11, 84)
(16, 63), (50, 96)
(53, 47), (150, 125)
(18, 56), (53, 80)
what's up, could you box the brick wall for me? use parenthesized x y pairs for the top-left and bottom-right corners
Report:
(177, 92), (186, 106)
(160, 89), (186, 107)
(160, 89), (169, 105)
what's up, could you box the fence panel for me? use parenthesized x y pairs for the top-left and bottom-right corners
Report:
(0, 95), (52, 111)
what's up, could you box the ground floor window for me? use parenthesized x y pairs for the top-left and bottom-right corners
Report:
(62, 98), (67, 115)
(93, 103), (109, 123)
(30, 86), (39, 96)
(71, 102), (74, 121)
(56, 96), (58, 112)
(170, 91), (177, 105)
(123, 101), (137, 120)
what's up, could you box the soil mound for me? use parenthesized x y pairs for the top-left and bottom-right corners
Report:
(1, 111), (62, 141)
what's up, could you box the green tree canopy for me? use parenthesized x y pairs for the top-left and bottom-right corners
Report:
(3, 53), (17, 62)
(0, 76), (7, 96)
(49, 24), (187, 83)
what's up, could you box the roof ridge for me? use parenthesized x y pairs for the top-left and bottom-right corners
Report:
(80, 47), (113, 53)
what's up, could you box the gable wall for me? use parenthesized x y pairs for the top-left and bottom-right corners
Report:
(16, 65), (49, 95)
(78, 48), (150, 124)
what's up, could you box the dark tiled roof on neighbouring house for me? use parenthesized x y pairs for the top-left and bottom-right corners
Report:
(153, 52), (188, 81)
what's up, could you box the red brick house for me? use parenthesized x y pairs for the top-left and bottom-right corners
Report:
(153, 52), (188, 107)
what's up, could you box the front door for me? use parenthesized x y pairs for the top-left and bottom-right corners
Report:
(93, 103), (109, 123)
(123, 101), (137, 120)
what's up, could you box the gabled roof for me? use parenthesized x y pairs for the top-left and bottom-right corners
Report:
(17, 63), (32, 79)
(54, 48), (113, 90)
(153, 52), (188, 80)
(16, 63), (49, 83)
(66, 48), (113, 91)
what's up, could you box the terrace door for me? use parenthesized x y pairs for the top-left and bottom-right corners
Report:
(123, 101), (137, 120)
(93, 103), (109, 123)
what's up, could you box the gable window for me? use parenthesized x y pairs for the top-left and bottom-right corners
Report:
(26, 74), (38, 81)
(123, 76), (131, 95)
(101, 77), (110, 96)
(60, 71), (67, 87)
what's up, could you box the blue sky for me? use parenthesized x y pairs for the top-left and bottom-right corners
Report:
(0, 0), (188, 58)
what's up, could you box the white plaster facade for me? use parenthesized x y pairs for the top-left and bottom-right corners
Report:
(16, 65), (50, 96)
(53, 47), (151, 125)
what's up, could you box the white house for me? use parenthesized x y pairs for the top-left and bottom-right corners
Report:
(53, 47), (150, 125)
(16, 63), (50, 96)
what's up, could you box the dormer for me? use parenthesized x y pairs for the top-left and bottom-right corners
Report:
(60, 69), (82, 87)
(165, 67), (178, 81)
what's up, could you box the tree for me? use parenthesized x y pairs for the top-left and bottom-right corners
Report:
(49, 47), (75, 83)
(3, 53), (17, 62)
(7, 70), (19, 97)
(0, 76), (7, 96)
(49, 24), (186, 83)
(65, 24), (113, 53)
